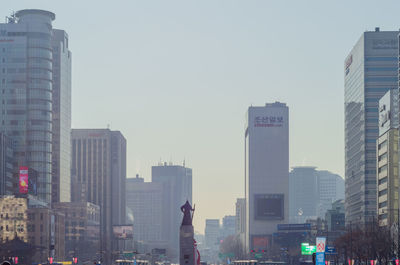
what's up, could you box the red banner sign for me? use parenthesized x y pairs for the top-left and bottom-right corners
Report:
(19, 166), (28, 194)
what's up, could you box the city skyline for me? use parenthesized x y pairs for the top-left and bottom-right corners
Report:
(3, 0), (398, 232)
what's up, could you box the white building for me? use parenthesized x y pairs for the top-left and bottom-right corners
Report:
(245, 102), (289, 252)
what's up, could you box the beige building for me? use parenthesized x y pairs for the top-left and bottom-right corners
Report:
(0, 196), (65, 261)
(0, 196), (28, 242)
(377, 128), (399, 226)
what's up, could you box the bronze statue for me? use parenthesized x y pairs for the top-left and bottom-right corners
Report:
(180, 200), (195, 226)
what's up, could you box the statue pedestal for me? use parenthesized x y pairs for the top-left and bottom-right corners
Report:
(180, 225), (194, 265)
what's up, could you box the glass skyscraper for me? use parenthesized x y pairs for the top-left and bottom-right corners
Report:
(344, 28), (398, 225)
(0, 10), (71, 204)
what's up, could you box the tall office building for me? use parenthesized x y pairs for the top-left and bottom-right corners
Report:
(152, 163), (192, 262)
(289, 167), (319, 223)
(71, 129), (127, 263)
(345, 28), (399, 225)
(0, 9), (71, 204)
(235, 198), (246, 246)
(221, 215), (236, 238)
(245, 102), (289, 252)
(125, 175), (167, 252)
(0, 133), (13, 195)
(205, 219), (220, 249)
(51, 29), (71, 203)
(289, 167), (344, 223)
(376, 89), (399, 227)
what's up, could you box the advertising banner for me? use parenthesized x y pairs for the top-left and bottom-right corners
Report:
(316, 237), (326, 265)
(113, 225), (133, 239)
(19, 166), (28, 194)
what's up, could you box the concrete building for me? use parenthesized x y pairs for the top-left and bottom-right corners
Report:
(53, 202), (100, 260)
(71, 129), (127, 263)
(289, 167), (344, 223)
(51, 29), (72, 204)
(125, 175), (167, 253)
(151, 163), (192, 262)
(0, 10), (71, 204)
(245, 102), (289, 252)
(27, 205), (65, 262)
(345, 28), (399, 225)
(0, 133), (14, 195)
(205, 219), (220, 249)
(376, 89), (399, 227)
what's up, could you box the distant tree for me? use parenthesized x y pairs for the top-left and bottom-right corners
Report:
(334, 222), (394, 265)
(219, 235), (245, 260)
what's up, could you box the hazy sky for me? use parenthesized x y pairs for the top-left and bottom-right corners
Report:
(3, 0), (400, 232)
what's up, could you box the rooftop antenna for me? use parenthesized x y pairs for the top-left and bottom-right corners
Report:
(183, 158), (186, 168)
(7, 11), (16, 24)
(107, 124), (110, 129)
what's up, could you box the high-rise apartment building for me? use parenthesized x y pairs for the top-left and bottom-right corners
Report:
(245, 102), (289, 252)
(376, 89), (399, 227)
(71, 129), (127, 263)
(51, 29), (71, 203)
(151, 163), (192, 262)
(345, 28), (399, 225)
(0, 9), (71, 204)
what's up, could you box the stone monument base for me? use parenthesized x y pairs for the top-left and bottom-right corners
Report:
(180, 225), (194, 265)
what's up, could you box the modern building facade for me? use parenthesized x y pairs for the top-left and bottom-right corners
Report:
(0, 10), (50, 203)
(245, 102), (289, 252)
(151, 163), (192, 262)
(0, 133), (14, 195)
(345, 28), (399, 225)
(126, 175), (166, 253)
(71, 129), (127, 263)
(376, 89), (399, 226)
(51, 29), (71, 203)
(289, 167), (319, 223)
(289, 167), (344, 223)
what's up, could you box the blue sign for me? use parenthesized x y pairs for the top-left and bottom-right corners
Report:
(277, 223), (312, 231)
(325, 246), (337, 254)
(316, 252), (325, 265)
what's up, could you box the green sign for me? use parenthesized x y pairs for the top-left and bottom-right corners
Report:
(301, 243), (316, 255)
(254, 253), (263, 259)
(219, 253), (234, 259)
